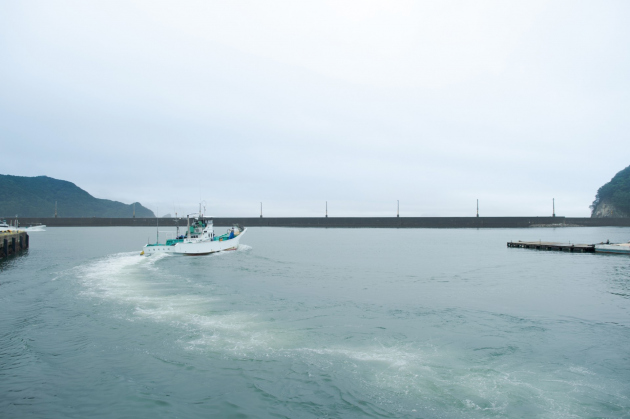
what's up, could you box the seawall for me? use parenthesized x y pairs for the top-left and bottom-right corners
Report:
(10, 216), (630, 228)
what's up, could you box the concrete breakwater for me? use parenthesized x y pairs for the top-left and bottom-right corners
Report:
(10, 216), (630, 228)
(0, 231), (29, 258)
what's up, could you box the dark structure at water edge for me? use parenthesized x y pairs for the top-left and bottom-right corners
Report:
(0, 231), (29, 258)
(507, 241), (595, 253)
(10, 216), (630, 228)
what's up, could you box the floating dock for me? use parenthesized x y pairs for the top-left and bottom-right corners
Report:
(507, 241), (595, 253)
(0, 231), (29, 258)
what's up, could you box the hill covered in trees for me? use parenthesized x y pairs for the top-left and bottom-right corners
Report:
(591, 165), (630, 218)
(0, 175), (155, 218)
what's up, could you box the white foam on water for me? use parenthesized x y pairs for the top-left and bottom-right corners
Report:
(77, 252), (147, 298)
(283, 342), (620, 418)
(294, 345), (426, 370)
(74, 250), (272, 354)
(568, 365), (595, 376)
(75, 251), (210, 299)
(70, 250), (625, 417)
(186, 327), (273, 356)
(203, 243), (252, 259)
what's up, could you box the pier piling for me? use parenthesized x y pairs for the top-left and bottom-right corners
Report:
(0, 231), (29, 259)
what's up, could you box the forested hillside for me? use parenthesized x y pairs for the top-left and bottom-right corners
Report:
(0, 175), (154, 218)
(591, 165), (630, 218)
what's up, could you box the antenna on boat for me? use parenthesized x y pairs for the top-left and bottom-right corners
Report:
(175, 212), (179, 238)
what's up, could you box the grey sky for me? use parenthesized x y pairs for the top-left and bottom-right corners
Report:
(1, 1), (628, 217)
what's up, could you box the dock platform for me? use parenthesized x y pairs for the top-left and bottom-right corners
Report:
(0, 231), (29, 258)
(507, 241), (595, 253)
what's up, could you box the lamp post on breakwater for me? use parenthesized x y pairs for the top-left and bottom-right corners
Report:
(397, 200), (399, 217)
(476, 199), (479, 217)
(553, 198), (556, 217)
(260, 202), (263, 218)
(325, 201), (328, 218)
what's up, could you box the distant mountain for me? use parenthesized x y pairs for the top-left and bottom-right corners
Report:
(591, 165), (630, 218)
(0, 175), (155, 218)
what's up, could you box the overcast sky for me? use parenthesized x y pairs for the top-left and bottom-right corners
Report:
(1, 1), (628, 217)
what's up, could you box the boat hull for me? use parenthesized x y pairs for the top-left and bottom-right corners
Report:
(594, 243), (630, 254)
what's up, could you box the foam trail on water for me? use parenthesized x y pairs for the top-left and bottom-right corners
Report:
(74, 250), (271, 354)
(70, 251), (616, 418)
(287, 342), (624, 418)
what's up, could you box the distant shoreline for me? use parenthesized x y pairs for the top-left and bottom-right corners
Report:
(7, 217), (630, 228)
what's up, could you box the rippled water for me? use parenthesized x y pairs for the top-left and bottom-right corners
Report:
(1, 227), (629, 418)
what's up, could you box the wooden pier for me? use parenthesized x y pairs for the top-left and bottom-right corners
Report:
(507, 241), (595, 253)
(0, 231), (29, 259)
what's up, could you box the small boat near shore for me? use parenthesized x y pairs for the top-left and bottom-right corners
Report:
(594, 241), (630, 255)
(0, 220), (46, 232)
(141, 212), (246, 256)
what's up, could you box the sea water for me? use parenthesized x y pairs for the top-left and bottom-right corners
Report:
(1, 227), (629, 418)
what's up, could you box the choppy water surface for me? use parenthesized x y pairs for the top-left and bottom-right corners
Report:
(1, 227), (629, 418)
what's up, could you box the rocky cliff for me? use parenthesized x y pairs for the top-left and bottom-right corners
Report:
(591, 199), (629, 218)
(591, 165), (630, 218)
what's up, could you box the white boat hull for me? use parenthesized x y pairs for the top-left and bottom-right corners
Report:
(143, 228), (246, 256)
(595, 243), (630, 254)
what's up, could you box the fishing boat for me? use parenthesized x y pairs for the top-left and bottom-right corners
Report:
(141, 212), (246, 256)
(0, 220), (46, 232)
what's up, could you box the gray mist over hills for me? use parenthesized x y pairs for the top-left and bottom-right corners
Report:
(1, 2), (629, 217)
